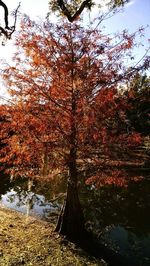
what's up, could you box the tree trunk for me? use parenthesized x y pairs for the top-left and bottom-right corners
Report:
(55, 64), (86, 243)
(55, 182), (86, 243)
(55, 148), (86, 243)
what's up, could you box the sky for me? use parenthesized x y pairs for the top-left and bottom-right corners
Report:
(0, 0), (150, 101)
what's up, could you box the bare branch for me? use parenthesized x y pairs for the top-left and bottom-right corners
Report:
(0, 0), (9, 29)
(0, 1), (21, 40)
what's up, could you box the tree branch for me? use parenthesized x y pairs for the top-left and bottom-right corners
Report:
(0, 1), (20, 40)
(0, 0), (9, 29)
(57, 0), (92, 22)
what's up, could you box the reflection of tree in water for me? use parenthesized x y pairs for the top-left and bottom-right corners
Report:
(34, 175), (67, 202)
(126, 178), (150, 235)
(80, 174), (150, 237)
(78, 173), (150, 266)
(2, 175), (66, 218)
(6, 179), (41, 214)
(34, 175), (67, 220)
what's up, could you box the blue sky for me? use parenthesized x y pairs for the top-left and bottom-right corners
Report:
(102, 0), (150, 33)
(0, 0), (149, 100)
(100, 0), (150, 64)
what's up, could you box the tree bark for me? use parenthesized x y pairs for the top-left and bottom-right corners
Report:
(55, 148), (86, 243)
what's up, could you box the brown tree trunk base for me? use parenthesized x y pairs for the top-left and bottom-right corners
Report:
(54, 183), (127, 266)
(55, 183), (87, 243)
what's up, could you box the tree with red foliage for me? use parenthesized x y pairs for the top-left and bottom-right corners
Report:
(1, 16), (149, 242)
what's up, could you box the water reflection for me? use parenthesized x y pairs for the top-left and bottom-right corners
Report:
(82, 178), (150, 236)
(0, 174), (64, 220)
(1, 188), (60, 219)
(80, 175), (150, 266)
(100, 226), (150, 266)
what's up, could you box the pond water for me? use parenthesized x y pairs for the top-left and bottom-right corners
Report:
(0, 174), (64, 221)
(0, 171), (150, 266)
(1, 189), (60, 219)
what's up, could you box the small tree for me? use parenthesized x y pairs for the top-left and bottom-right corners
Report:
(1, 16), (149, 242)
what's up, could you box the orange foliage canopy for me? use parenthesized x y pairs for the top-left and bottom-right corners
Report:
(0, 16), (148, 186)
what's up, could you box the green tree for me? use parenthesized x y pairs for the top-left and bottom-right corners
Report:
(49, 0), (129, 22)
(126, 74), (150, 135)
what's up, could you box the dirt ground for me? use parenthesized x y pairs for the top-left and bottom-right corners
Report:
(0, 207), (105, 266)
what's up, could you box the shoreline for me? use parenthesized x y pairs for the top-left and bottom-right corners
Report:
(0, 206), (103, 266)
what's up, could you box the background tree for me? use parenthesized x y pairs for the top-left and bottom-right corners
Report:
(49, 0), (130, 22)
(1, 15), (149, 242)
(125, 74), (150, 135)
(124, 74), (150, 167)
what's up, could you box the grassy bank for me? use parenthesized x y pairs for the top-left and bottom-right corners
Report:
(0, 207), (105, 266)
